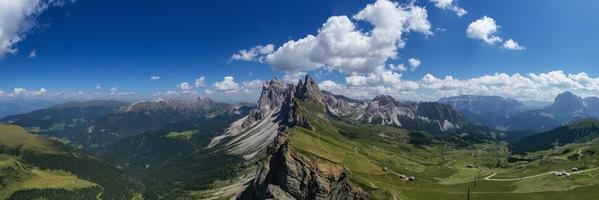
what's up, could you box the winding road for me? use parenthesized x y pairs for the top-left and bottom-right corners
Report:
(484, 167), (599, 181)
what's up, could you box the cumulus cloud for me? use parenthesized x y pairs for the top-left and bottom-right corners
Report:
(178, 82), (192, 91)
(195, 76), (206, 87)
(388, 63), (407, 72)
(230, 44), (274, 62)
(466, 16), (502, 45)
(0, 0), (71, 58)
(109, 86), (118, 94)
(241, 79), (265, 94)
(213, 76), (240, 93)
(319, 70), (599, 102)
(261, 0), (431, 74)
(282, 72), (308, 83)
(95, 83), (102, 90)
(408, 58), (421, 71)
(430, 0), (467, 16)
(149, 75), (160, 80)
(503, 39), (525, 50)
(7, 87), (47, 97)
(467, 16), (524, 50)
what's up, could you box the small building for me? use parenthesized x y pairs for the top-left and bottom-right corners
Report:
(572, 167), (579, 172)
(408, 176), (415, 181)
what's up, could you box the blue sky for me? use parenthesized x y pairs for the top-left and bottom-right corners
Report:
(1, 0), (599, 102)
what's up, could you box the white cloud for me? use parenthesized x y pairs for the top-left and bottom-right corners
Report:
(96, 84), (102, 90)
(282, 72), (307, 83)
(430, 0), (467, 17)
(241, 79), (264, 94)
(262, 0), (431, 74)
(213, 76), (240, 93)
(408, 58), (421, 71)
(109, 87), (118, 95)
(230, 44), (274, 62)
(28, 49), (36, 58)
(0, 0), (70, 58)
(178, 82), (192, 91)
(150, 75), (160, 80)
(195, 76), (206, 87)
(388, 63), (407, 72)
(466, 16), (525, 50)
(8, 87), (47, 97)
(0, 90), (4, 97)
(204, 89), (214, 95)
(503, 39), (525, 50)
(319, 70), (599, 102)
(467, 16), (502, 45)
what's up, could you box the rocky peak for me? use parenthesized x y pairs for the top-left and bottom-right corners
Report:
(372, 95), (397, 105)
(294, 75), (323, 103)
(551, 91), (584, 113)
(256, 78), (290, 113)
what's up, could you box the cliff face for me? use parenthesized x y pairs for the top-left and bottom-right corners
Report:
(240, 133), (369, 200)
(238, 75), (369, 200)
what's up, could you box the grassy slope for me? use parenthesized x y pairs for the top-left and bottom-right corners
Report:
(0, 124), (142, 199)
(0, 154), (97, 199)
(288, 100), (599, 200)
(0, 124), (63, 154)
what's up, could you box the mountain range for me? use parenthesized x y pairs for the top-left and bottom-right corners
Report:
(439, 91), (599, 132)
(3, 75), (599, 199)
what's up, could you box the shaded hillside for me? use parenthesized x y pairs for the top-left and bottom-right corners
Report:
(511, 119), (599, 153)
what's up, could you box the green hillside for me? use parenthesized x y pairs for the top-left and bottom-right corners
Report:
(512, 119), (599, 153)
(0, 124), (142, 199)
(285, 99), (599, 200)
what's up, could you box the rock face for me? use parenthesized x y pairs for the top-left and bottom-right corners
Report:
(323, 94), (469, 134)
(210, 75), (369, 199)
(549, 91), (585, 114)
(208, 78), (292, 160)
(239, 133), (369, 200)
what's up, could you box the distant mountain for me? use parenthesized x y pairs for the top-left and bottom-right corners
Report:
(438, 95), (527, 130)
(507, 91), (599, 132)
(0, 99), (56, 118)
(511, 119), (599, 153)
(0, 100), (127, 138)
(439, 92), (599, 132)
(77, 97), (251, 147)
(325, 93), (472, 134)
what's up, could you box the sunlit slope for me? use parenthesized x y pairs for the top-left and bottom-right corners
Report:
(287, 100), (599, 200)
(0, 124), (142, 199)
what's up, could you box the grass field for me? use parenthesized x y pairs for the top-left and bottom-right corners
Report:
(0, 124), (63, 154)
(0, 155), (97, 199)
(286, 102), (599, 200)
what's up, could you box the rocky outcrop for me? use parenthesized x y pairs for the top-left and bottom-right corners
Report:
(239, 133), (369, 200)
(231, 75), (369, 199)
(208, 75), (325, 160)
(322, 93), (468, 133)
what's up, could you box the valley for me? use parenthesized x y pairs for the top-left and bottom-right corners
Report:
(2, 76), (599, 200)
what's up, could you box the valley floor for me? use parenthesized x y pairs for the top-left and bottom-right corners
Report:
(286, 117), (599, 200)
